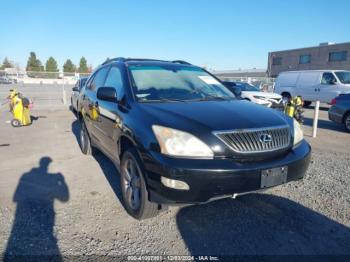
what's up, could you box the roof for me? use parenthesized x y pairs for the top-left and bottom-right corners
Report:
(269, 42), (350, 54)
(279, 69), (350, 74)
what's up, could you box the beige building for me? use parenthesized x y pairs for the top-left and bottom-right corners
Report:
(268, 42), (350, 77)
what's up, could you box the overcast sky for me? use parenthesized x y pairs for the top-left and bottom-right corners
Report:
(1, 0), (349, 70)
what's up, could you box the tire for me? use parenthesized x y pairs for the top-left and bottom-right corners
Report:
(120, 148), (159, 220)
(303, 101), (312, 107)
(70, 98), (76, 113)
(11, 119), (21, 127)
(344, 112), (350, 133)
(79, 120), (92, 155)
(282, 92), (291, 103)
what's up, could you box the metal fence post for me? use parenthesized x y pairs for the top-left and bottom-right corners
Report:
(62, 78), (67, 105)
(312, 101), (320, 138)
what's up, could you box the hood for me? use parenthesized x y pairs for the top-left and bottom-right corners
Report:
(138, 100), (290, 132)
(242, 91), (282, 99)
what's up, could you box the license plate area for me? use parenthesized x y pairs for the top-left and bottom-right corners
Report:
(261, 166), (288, 188)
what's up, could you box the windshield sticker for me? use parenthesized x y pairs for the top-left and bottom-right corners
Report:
(198, 75), (220, 85)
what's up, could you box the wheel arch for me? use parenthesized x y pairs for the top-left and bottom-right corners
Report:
(342, 110), (350, 123)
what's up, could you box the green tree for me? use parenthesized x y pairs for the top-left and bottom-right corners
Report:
(26, 52), (44, 72)
(63, 59), (76, 73)
(1, 57), (13, 69)
(78, 57), (88, 73)
(45, 57), (59, 72)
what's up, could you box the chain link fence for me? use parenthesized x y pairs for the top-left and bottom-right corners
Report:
(0, 70), (91, 109)
(218, 76), (276, 92)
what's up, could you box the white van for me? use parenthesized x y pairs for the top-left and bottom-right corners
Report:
(274, 70), (350, 105)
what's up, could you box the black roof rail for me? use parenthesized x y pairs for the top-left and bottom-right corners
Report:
(124, 58), (169, 63)
(102, 57), (125, 65)
(101, 58), (192, 65)
(172, 60), (192, 65)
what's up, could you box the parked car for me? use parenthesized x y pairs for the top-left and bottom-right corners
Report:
(0, 76), (12, 84)
(222, 81), (284, 110)
(274, 70), (350, 106)
(71, 77), (88, 112)
(77, 58), (311, 219)
(328, 93), (350, 132)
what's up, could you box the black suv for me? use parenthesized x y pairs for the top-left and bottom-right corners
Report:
(77, 58), (311, 219)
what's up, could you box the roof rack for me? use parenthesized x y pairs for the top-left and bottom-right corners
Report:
(102, 57), (125, 65)
(171, 60), (192, 65)
(102, 57), (192, 66)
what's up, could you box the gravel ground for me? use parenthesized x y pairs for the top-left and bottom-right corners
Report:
(0, 106), (349, 260)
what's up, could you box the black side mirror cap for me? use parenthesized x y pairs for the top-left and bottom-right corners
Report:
(97, 87), (117, 102)
(72, 87), (79, 92)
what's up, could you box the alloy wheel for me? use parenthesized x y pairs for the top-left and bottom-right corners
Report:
(346, 114), (350, 131)
(122, 158), (141, 210)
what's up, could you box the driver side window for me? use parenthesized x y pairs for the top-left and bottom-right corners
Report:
(321, 72), (336, 85)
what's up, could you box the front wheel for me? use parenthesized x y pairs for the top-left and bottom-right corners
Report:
(344, 112), (350, 133)
(120, 148), (159, 220)
(282, 92), (291, 103)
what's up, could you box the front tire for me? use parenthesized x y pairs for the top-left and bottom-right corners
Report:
(79, 120), (92, 155)
(303, 101), (312, 107)
(120, 148), (159, 220)
(282, 92), (291, 103)
(344, 112), (350, 133)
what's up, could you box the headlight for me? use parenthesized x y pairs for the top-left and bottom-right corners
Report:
(293, 119), (303, 145)
(253, 96), (266, 100)
(152, 125), (214, 158)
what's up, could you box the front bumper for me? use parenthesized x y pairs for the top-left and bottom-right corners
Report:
(144, 140), (311, 204)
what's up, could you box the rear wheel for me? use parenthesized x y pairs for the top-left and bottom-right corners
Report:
(79, 120), (92, 155)
(120, 148), (159, 220)
(303, 101), (312, 107)
(344, 112), (350, 133)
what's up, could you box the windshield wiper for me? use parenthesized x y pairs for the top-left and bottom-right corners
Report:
(195, 95), (232, 101)
(139, 98), (187, 103)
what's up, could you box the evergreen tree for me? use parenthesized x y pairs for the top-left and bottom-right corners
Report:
(78, 57), (88, 73)
(26, 52), (43, 71)
(63, 59), (76, 73)
(1, 57), (13, 69)
(45, 57), (59, 72)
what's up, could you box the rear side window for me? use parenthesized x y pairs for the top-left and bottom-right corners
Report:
(321, 73), (336, 85)
(104, 66), (124, 95)
(88, 67), (109, 91)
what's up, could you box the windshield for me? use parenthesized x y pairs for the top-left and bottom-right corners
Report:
(129, 65), (235, 102)
(236, 82), (260, 92)
(335, 71), (350, 84)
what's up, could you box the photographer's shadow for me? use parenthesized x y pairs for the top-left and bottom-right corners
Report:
(176, 193), (350, 255)
(4, 157), (69, 260)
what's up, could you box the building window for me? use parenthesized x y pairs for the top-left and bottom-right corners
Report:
(329, 51), (347, 62)
(272, 57), (282, 65)
(299, 54), (311, 64)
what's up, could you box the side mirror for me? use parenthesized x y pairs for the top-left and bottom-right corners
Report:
(330, 78), (337, 85)
(232, 87), (242, 97)
(72, 86), (79, 92)
(97, 87), (117, 102)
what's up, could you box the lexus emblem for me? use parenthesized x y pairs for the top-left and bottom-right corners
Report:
(259, 133), (272, 143)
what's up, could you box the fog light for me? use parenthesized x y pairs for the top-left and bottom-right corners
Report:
(161, 177), (190, 190)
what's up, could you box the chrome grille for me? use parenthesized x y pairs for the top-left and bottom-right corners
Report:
(214, 125), (291, 153)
